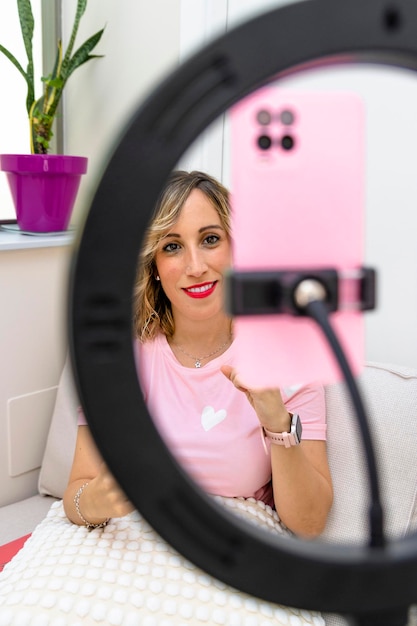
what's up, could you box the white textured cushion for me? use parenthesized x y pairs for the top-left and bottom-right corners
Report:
(0, 498), (324, 626)
(37, 356), (79, 499)
(322, 361), (417, 545)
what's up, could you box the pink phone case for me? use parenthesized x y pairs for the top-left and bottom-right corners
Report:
(229, 87), (365, 387)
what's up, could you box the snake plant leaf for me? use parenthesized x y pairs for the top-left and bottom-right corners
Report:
(29, 95), (55, 154)
(0, 0), (36, 115)
(64, 28), (105, 80)
(77, 0), (88, 19)
(46, 41), (63, 84)
(0, 44), (27, 79)
(61, 0), (88, 76)
(29, 95), (43, 153)
(0, 43), (35, 116)
(17, 0), (35, 114)
(17, 0), (34, 64)
(41, 41), (63, 116)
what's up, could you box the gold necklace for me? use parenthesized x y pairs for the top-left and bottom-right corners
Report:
(172, 336), (232, 368)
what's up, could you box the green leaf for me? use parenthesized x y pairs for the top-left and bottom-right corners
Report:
(31, 95), (44, 119)
(61, 0), (88, 75)
(0, 43), (34, 115)
(42, 76), (64, 90)
(17, 0), (35, 112)
(17, 0), (34, 65)
(42, 42), (63, 113)
(0, 44), (27, 79)
(76, 0), (88, 19)
(24, 60), (35, 114)
(64, 28), (104, 80)
(47, 42), (63, 84)
(30, 98), (54, 153)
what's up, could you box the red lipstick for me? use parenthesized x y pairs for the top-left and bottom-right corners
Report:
(183, 281), (217, 299)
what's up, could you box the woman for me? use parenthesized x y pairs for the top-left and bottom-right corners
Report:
(63, 170), (333, 539)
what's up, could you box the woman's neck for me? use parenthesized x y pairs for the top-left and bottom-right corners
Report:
(169, 316), (232, 365)
(172, 316), (231, 347)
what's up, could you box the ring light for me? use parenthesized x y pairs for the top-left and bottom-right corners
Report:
(70, 0), (417, 623)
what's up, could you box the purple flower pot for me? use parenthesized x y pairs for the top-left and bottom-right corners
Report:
(0, 154), (88, 233)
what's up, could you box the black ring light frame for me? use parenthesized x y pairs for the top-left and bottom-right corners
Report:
(70, 1), (417, 624)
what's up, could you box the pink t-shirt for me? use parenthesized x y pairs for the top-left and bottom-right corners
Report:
(78, 334), (326, 507)
(137, 334), (326, 507)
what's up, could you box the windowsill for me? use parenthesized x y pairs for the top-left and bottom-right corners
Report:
(0, 227), (75, 251)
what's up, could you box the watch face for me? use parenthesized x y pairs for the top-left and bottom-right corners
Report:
(292, 413), (302, 442)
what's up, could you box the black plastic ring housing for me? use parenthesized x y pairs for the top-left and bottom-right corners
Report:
(70, 0), (417, 621)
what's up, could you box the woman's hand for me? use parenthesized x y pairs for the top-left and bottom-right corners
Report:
(221, 364), (333, 537)
(81, 462), (135, 522)
(63, 425), (135, 527)
(221, 364), (291, 432)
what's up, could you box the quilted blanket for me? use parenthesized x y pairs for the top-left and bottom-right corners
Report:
(0, 496), (324, 626)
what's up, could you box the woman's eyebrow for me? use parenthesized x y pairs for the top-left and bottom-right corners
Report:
(162, 224), (223, 239)
(162, 232), (180, 239)
(198, 224), (224, 233)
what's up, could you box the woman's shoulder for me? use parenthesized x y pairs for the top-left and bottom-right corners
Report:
(134, 334), (168, 398)
(135, 332), (167, 361)
(134, 333), (170, 363)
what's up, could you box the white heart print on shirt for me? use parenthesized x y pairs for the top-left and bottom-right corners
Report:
(201, 406), (227, 431)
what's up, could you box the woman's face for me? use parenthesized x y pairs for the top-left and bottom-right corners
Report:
(155, 188), (232, 327)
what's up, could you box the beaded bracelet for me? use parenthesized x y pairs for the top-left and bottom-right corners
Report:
(73, 482), (110, 530)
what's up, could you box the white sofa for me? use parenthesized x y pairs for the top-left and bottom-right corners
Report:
(0, 360), (417, 624)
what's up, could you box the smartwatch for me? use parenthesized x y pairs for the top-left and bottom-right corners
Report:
(263, 413), (302, 448)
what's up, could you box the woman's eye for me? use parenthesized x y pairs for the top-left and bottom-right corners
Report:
(163, 242), (181, 253)
(204, 234), (220, 246)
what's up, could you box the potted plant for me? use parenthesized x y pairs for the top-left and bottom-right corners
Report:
(0, 0), (104, 232)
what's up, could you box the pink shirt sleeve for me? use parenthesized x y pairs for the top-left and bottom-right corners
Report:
(77, 406), (87, 426)
(282, 383), (327, 440)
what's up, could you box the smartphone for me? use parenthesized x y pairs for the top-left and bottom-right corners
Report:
(228, 87), (366, 387)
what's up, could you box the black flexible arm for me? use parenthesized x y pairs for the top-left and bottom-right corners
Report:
(303, 297), (385, 548)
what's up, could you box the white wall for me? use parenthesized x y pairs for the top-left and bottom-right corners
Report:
(0, 244), (71, 507)
(175, 0), (228, 181)
(61, 0), (181, 223)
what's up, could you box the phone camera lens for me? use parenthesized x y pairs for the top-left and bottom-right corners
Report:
(280, 110), (295, 125)
(281, 135), (295, 150)
(256, 110), (271, 125)
(257, 135), (272, 150)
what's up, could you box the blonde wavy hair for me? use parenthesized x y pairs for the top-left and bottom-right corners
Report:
(133, 170), (231, 341)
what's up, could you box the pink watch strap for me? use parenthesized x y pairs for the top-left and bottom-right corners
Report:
(263, 428), (297, 448)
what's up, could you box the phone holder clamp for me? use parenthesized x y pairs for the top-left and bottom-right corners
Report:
(226, 267), (376, 317)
